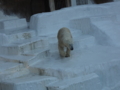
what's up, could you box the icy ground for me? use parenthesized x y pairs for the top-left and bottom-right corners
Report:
(1, 1), (120, 90)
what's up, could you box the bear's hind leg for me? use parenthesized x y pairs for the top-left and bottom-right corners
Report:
(66, 48), (70, 57)
(58, 45), (66, 57)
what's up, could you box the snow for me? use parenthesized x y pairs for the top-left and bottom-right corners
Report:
(1, 1), (120, 90)
(1, 75), (57, 90)
(29, 1), (120, 90)
(47, 73), (102, 90)
(0, 18), (27, 31)
(0, 11), (19, 21)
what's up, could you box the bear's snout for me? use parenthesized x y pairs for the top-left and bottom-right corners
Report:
(71, 47), (73, 50)
(70, 46), (73, 50)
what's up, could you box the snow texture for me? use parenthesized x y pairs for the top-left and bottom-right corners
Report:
(1, 1), (120, 90)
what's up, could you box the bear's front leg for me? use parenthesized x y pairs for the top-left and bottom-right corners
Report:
(58, 45), (66, 57)
(66, 48), (70, 57)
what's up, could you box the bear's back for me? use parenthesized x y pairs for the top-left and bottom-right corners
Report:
(58, 27), (71, 38)
(57, 27), (72, 44)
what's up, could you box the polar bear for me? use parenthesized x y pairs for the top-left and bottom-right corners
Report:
(57, 27), (73, 57)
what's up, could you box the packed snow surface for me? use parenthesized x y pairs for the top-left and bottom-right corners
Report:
(1, 1), (120, 90)
(30, 2), (120, 90)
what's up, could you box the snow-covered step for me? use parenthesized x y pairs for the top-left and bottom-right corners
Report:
(6, 29), (36, 42)
(0, 60), (22, 76)
(30, 46), (120, 80)
(0, 48), (49, 66)
(0, 36), (49, 55)
(71, 29), (82, 39)
(111, 82), (120, 90)
(90, 14), (117, 22)
(0, 68), (30, 82)
(0, 60), (29, 81)
(48, 30), (82, 53)
(22, 47), (49, 56)
(0, 18), (27, 32)
(0, 75), (58, 90)
(102, 87), (110, 90)
(47, 73), (102, 90)
(91, 20), (120, 46)
(76, 35), (96, 49)
(48, 36), (58, 53)
(48, 35), (96, 56)
(69, 18), (91, 35)
(22, 48), (49, 65)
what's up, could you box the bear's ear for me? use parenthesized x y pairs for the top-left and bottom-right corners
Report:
(69, 44), (73, 50)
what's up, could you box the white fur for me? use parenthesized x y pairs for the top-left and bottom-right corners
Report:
(57, 27), (73, 57)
